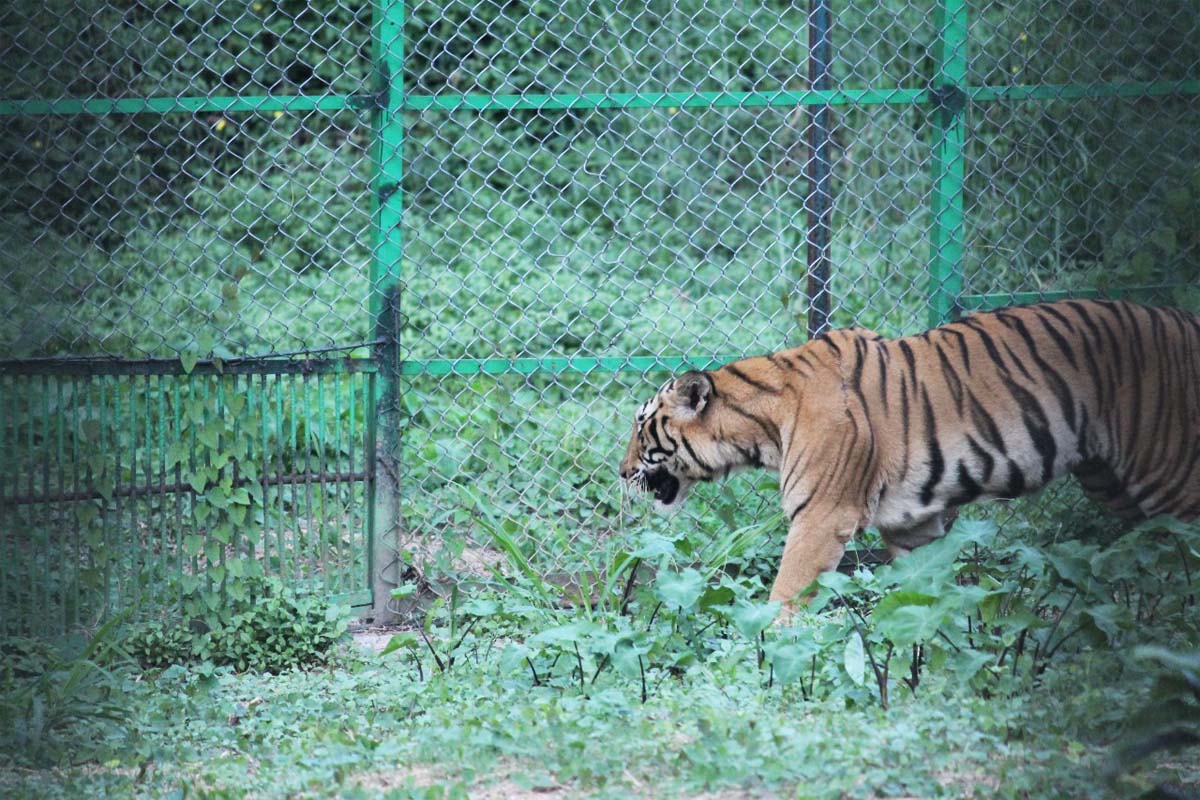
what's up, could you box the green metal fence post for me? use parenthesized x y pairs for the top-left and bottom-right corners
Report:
(368, 0), (405, 623)
(928, 0), (968, 327)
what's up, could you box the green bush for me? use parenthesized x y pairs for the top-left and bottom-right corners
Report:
(126, 575), (350, 673)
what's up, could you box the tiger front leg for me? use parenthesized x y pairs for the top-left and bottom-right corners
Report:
(768, 504), (865, 621)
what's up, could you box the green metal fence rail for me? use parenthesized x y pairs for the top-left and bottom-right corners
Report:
(1, 0), (1197, 632)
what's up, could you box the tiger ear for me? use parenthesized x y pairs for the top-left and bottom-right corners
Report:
(668, 371), (712, 420)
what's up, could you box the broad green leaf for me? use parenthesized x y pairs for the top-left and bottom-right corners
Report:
(948, 648), (994, 682)
(654, 568), (705, 610)
(874, 604), (946, 648)
(227, 393), (246, 417)
(199, 424), (221, 451)
(75, 503), (99, 525)
(729, 599), (780, 640)
(611, 636), (648, 679)
(765, 639), (820, 685)
(380, 632), (419, 656)
(698, 585), (735, 612)
(212, 522), (234, 545)
(528, 622), (598, 648)
(1045, 542), (1099, 588)
(872, 590), (937, 619)
(181, 351), (198, 375)
(460, 599), (500, 617)
(950, 518), (999, 546)
(629, 533), (680, 560)
(167, 442), (189, 469)
(499, 643), (532, 674)
(843, 632), (866, 686)
(816, 569), (854, 594)
(1083, 603), (1133, 642)
(206, 485), (229, 510)
(183, 534), (202, 557)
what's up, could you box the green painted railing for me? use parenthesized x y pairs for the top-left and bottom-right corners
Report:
(3, 80), (1197, 117)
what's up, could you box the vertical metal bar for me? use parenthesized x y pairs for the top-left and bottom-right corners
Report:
(71, 376), (83, 630)
(220, 375), (230, 587)
(928, 0), (969, 327)
(363, 371), (376, 601)
(805, 0), (834, 338)
(129, 375), (141, 614)
(13, 375), (23, 635)
(189, 376), (200, 584)
(275, 375), (286, 581)
(299, 373), (311, 583)
(317, 374), (330, 591)
(174, 377), (184, 604)
(0, 376), (8, 636)
(54, 377), (66, 630)
(333, 374), (344, 592)
(24, 377), (35, 633)
(260, 372), (272, 576)
(39, 375), (51, 632)
(114, 376), (126, 617)
(349, 370), (361, 593)
(96, 376), (111, 621)
(369, 0), (405, 619)
(302, 372), (314, 586)
(144, 373), (153, 613)
(289, 375), (300, 583)
(8, 376), (19, 635)
(57, 376), (70, 633)
(157, 375), (167, 612)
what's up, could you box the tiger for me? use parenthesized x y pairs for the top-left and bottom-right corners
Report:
(619, 299), (1200, 619)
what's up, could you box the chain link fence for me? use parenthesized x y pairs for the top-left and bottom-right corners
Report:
(1, 0), (1197, 633)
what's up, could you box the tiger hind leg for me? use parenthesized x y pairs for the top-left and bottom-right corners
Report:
(1072, 457), (1156, 521)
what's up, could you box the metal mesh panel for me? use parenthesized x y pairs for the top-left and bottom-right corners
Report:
(1, 0), (1197, 630)
(0, 1), (374, 359)
(0, 1), (379, 633)
(390, 0), (1199, 604)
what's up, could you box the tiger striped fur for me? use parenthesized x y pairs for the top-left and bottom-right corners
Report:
(619, 300), (1200, 618)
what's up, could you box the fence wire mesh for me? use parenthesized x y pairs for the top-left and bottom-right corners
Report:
(0, 0), (380, 634)
(0, 0), (1197, 631)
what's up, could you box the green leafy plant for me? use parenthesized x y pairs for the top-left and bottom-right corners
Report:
(0, 615), (131, 767)
(126, 575), (349, 673)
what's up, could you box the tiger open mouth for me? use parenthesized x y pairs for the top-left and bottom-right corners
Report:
(642, 468), (681, 505)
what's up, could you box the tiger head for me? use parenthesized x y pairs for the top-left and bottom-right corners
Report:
(619, 371), (718, 511)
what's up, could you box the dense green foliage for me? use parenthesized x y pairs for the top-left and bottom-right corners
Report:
(2, 516), (1198, 797)
(126, 575), (350, 672)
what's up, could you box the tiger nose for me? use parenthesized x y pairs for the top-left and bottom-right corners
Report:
(619, 464), (632, 480)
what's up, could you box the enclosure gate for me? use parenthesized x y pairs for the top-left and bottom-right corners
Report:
(1, 0), (1197, 634)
